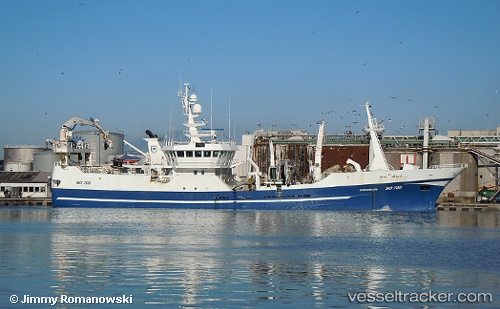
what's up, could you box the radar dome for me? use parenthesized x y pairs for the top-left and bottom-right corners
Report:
(192, 103), (202, 114)
(189, 94), (198, 102)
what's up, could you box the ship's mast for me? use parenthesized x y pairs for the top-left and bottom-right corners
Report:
(363, 101), (390, 171)
(180, 83), (210, 143)
(313, 120), (325, 181)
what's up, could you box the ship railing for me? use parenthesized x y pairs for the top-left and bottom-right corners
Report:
(164, 140), (237, 146)
(429, 163), (468, 169)
(78, 166), (112, 174)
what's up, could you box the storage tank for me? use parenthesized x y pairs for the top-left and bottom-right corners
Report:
(71, 130), (124, 164)
(33, 151), (59, 172)
(3, 145), (48, 171)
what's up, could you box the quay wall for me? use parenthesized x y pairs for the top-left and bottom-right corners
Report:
(0, 197), (52, 206)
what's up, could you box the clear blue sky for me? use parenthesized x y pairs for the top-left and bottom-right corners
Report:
(1, 0), (499, 156)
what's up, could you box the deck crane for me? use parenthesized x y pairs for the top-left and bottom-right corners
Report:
(51, 116), (113, 166)
(59, 116), (113, 150)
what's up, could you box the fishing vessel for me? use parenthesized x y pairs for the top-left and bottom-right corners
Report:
(51, 84), (466, 211)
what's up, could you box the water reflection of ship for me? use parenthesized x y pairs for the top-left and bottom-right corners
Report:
(47, 211), (353, 304)
(45, 209), (499, 305)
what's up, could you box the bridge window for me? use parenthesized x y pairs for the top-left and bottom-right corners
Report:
(186, 151), (193, 157)
(204, 151), (211, 157)
(213, 151), (220, 157)
(176, 151), (184, 157)
(195, 151), (202, 157)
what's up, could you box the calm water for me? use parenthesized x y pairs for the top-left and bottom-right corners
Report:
(0, 207), (499, 308)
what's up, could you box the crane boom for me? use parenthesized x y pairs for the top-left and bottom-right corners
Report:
(52, 116), (114, 166)
(123, 140), (147, 158)
(60, 116), (113, 150)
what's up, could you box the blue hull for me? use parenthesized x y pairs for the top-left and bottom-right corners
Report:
(52, 180), (447, 212)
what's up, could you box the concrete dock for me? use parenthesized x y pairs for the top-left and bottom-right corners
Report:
(436, 202), (500, 212)
(0, 197), (52, 206)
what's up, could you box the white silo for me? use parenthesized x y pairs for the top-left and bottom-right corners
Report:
(3, 145), (48, 172)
